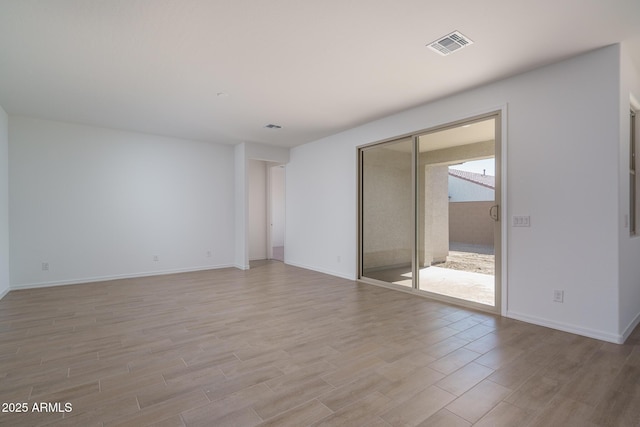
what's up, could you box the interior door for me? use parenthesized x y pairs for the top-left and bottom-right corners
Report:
(269, 165), (285, 262)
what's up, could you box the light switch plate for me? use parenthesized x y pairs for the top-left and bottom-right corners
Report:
(512, 216), (531, 227)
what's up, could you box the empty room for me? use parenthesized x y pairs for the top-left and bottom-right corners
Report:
(1, 1), (640, 426)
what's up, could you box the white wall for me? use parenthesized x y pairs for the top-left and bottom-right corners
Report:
(287, 45), (623, 342)
(448, 175), (494, 202)
(287, 133), (356, 279)
(9, 117), (235, 288)
(234, 143), (248, 269)
(0, 105), (8, 298)
(618, 43), (640, 340)
(248, 159), (267, 260)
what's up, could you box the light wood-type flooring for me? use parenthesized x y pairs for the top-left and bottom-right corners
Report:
(1, 261), (639, 426)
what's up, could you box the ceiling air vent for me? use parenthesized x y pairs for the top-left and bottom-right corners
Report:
(427, 31), (474, 56)
(264, 124), (282, 129)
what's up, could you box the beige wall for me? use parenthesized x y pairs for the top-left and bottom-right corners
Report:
(362, 144), (412, 270)
(449, 201), (494, 246)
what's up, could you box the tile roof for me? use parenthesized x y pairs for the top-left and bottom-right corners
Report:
(448, 168), (495, 189)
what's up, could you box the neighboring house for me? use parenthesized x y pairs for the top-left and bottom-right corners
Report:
(448, 169), (495, 202)
(448, 169), (495, 246)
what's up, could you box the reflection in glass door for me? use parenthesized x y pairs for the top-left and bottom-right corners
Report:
(360, 137), (413, 287)
(358, 113), (501, 311)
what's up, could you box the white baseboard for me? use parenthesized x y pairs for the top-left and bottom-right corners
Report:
(284, 260), (355, 281)
(10, 264), (235, 290)
(620, 311), (640, 343)
(0, 287), (9, 300)
(507, 310), (623, 344)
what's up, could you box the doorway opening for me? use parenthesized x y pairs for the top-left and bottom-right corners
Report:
(248, 161), (286, 267)
(358, 113), (501, 311)
(269, 164), (285, 262)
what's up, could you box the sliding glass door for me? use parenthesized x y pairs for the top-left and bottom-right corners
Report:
(360, 137), (414, 287)
(358, 114), (501, 312)
(416, 118), (498, 307)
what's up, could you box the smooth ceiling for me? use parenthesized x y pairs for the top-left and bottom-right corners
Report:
(0, 0), (639, 148)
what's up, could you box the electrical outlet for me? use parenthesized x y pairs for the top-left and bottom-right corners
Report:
(42, 262), (49, 271)
(153, 255), (159, 262)
(337, 255), (341, 263)
(206, 250), (212, 258)
(553, 290), (564, 303)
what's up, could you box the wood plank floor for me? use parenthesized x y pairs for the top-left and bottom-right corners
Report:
(1, 261), (639, 426)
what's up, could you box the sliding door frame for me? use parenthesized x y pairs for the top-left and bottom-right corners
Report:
(357, 134), (416, 290)
(357, 109), (506, 315)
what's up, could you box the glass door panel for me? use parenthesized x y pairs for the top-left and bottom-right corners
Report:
(361, 137), (413, 287)
(358, 113), (501, 312)
(416, 118), (497, 306)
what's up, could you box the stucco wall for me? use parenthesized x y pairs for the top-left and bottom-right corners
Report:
(449, 201), (495, 247)
(362, 144), (412, 270)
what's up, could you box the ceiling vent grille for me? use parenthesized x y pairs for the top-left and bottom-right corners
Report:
(427, 31), (474, 56)
(264, 124), (282, 129)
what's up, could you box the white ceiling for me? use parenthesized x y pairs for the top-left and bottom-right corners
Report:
(0, 0), (639, 148)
